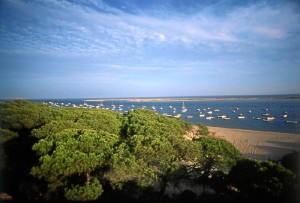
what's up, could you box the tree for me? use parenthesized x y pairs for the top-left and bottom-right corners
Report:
(0, 100), (54, 131)
(195, 136), (241, 172)
(188, 136), (241, 195)
(104, 109), (194, 200)
(31, 129), (120, 200)
(228, 159), (296, 201)
(280, 151), (299, 174)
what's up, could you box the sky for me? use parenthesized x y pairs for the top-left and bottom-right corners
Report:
(0, 0), (300, 99)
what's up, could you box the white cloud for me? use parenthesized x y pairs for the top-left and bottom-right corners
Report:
(157, 33), (166, 41)
(1, 0), (299, 58)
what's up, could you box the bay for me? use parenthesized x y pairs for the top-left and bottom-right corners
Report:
(32, 95), (300, 134)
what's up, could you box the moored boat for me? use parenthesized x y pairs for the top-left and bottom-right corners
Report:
(263, 116), (276, 122)
(223, 116), (231, 120)
(281, 112), (288, 118)
(181, 101), (187, 112)
(286, 120), (298, 124)
(266, 116), (275, 120)
(237, 114), (246, 119)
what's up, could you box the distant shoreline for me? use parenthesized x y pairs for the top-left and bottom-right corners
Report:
(85, 95), (300, 102)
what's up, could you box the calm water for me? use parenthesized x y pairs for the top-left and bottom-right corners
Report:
(33, 97), (300, 134)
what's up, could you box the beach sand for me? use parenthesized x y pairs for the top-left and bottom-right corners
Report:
(207, 126), (300, 161)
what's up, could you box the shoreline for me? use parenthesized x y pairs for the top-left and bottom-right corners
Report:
(206, 126), (300, 161)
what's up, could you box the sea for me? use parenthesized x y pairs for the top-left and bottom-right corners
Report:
(30, 95), (300, 134)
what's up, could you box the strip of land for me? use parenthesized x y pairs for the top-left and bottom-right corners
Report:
(207, 126), (300, 161)
(85, 97), (259, 102)
(85, 95), (300, 102)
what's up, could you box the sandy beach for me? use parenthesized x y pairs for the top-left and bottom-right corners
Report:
(207, 126), (300, 161)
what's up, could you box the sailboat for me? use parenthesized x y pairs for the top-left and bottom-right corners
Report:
(181, 101), (187, 112)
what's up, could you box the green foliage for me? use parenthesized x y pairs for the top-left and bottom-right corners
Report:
(125, 109), (191, 138)
(105, 142), (141, 189)
(229, 159), (296, 199)
(0, 128), (18, 144)
(196, 136), (242, 172)
(31, 128), (119, 198)
(105, 109), (191, 190)
(64, 179), (103, 201)
(197, 123), (209, 136)
(31, 120), (87, 139)
(1, 100), (54, 131)
(75, 109), (123, 135)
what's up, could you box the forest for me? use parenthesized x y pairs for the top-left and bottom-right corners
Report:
(0, 100), (298, 202)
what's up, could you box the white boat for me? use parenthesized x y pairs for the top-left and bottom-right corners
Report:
(214, 109), (220, 112)
(237, 114), (246, 119)
(152, 105), (156, 110)
(207, 111), (213, 114)
(217, 115), (227, 119)
(187, 115), (193, 119)
(199, 114), (205, 117)
(266, 116), (275, 120)
(206, 116), (214, 120)
(263, 116), (276, 122)
(286, 120), (298, 124)
(262, 113), (270, 116)
(181, 101), (187, 112)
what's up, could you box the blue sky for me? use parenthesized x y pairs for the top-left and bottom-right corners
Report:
(1, 0), (300, 99)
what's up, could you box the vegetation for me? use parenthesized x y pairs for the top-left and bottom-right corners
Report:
(0, 100), (298, 202)
(229, 159), (296, 201)
(197, 123), (209, 136)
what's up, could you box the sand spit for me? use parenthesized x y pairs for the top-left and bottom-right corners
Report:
(85, 95), (300, 103)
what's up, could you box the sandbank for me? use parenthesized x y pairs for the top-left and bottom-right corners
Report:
(84, 95), (300, 103)
(207, 126), (300, 160)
